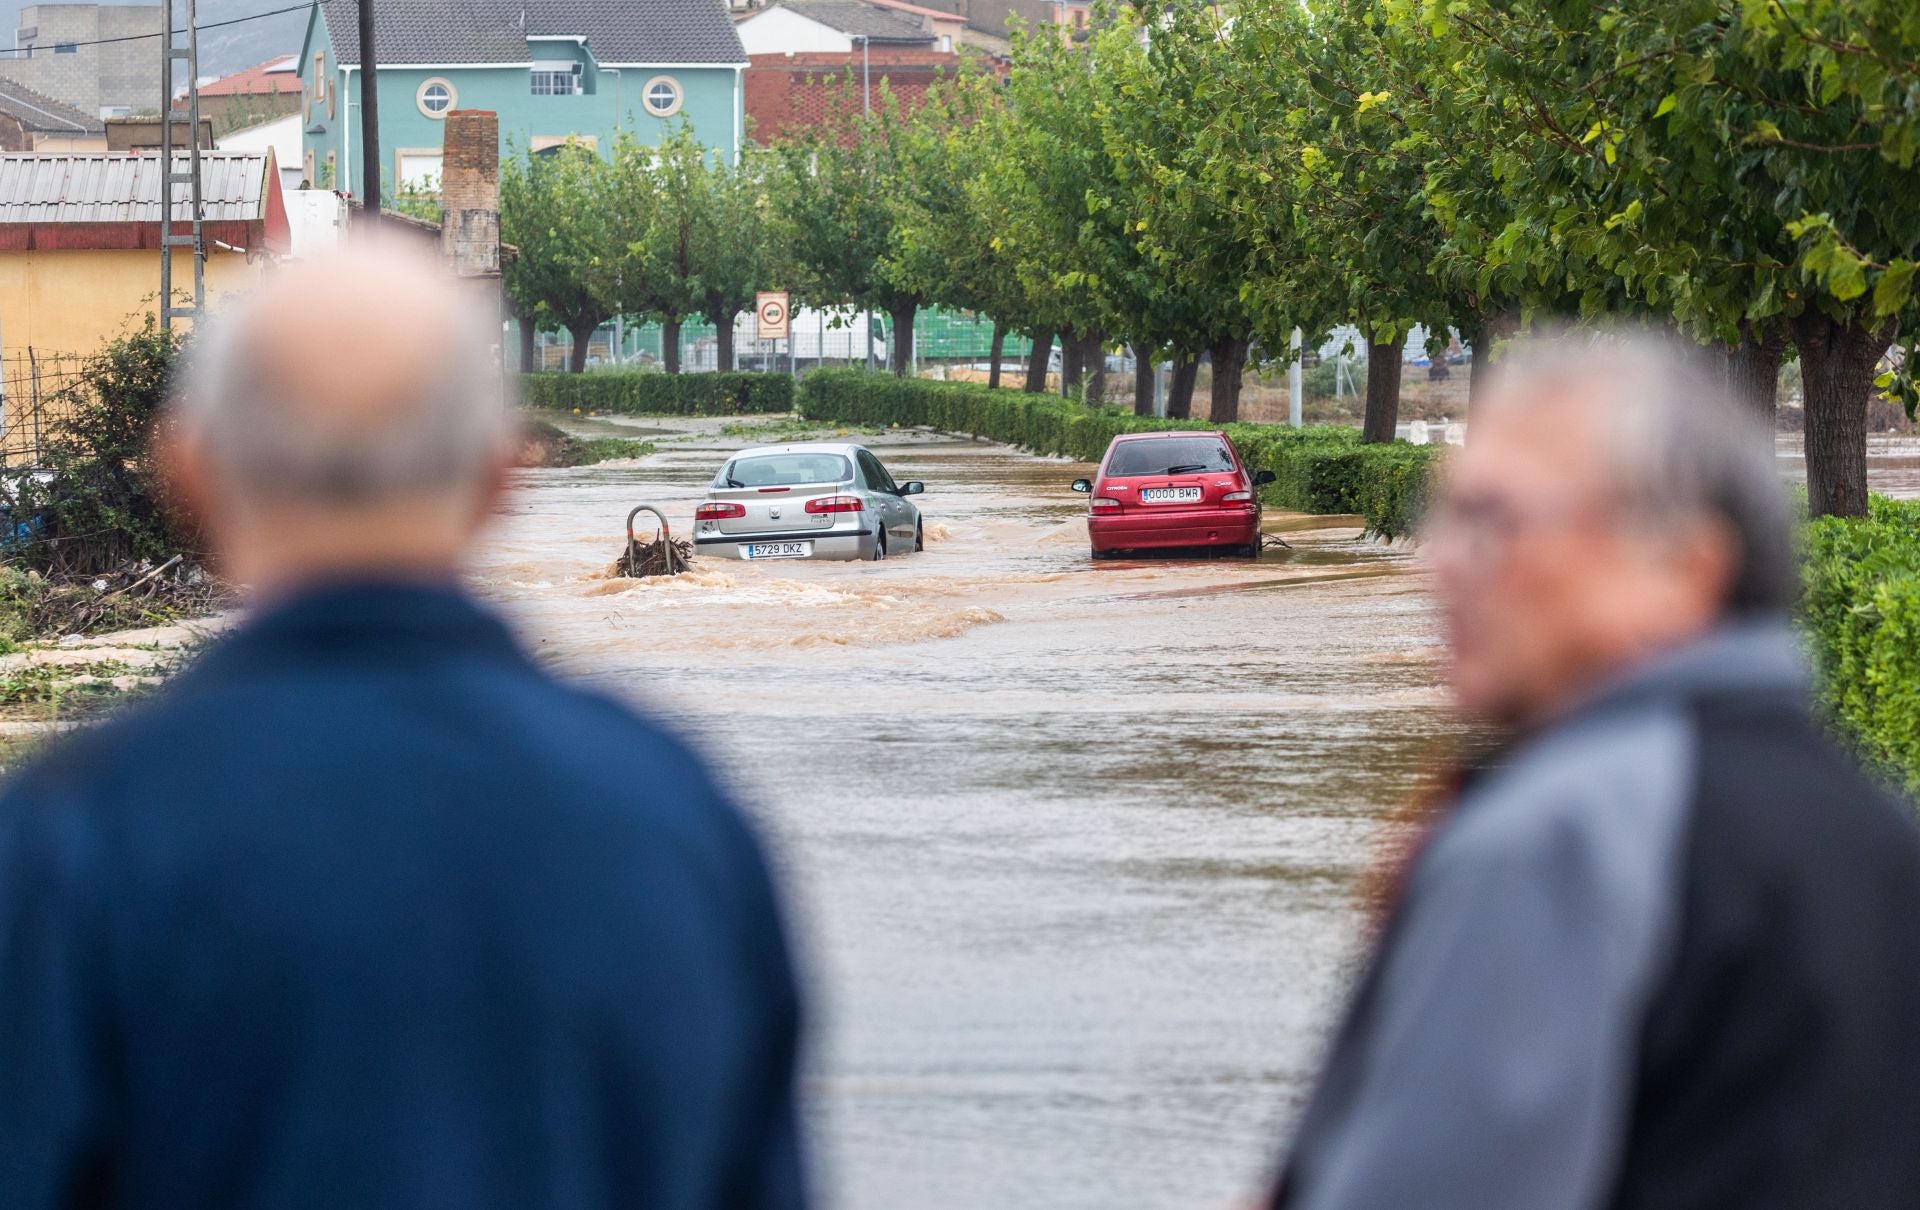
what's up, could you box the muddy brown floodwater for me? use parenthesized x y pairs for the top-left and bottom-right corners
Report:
(472, 415), (1458, 1209)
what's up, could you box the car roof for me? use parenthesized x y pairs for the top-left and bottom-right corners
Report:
(1110, 430), (1227, 442)
(731, 442), (866, 457)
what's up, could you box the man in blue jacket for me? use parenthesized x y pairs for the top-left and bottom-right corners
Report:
(0, 247), (807, 1210)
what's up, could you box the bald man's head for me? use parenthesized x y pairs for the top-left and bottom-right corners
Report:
(173, 245), (509, 510)
(166, 244), (514, 595)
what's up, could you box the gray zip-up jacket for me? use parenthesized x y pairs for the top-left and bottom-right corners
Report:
(1273, 622), (1920, 1210)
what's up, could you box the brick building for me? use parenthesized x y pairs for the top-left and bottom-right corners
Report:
(1, 4), (163, 118)
(196, 56), (303, 136)
(744, 47), (973, 143)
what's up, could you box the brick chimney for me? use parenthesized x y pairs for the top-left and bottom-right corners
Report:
(439, 109), (500, 277)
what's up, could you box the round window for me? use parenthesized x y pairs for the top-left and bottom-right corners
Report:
(416, 77), (456, 118)
(641, 75), (683, 118)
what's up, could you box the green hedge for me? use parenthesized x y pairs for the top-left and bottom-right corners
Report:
(796, 369), (1439, 538)
(1801, 495), (1920, 802)
(521, 371), (795, 416)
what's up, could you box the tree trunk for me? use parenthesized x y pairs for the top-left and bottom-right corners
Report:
(1464, 319), (1493, 409)
(1208, 334), (1248, 423)
(1132, 342), (1156, 416)
(1792, 311), (1894, 518)
(1722, 319), (1788, 424)
(1167, 354), (1198, 419)
(567, 318), (598, 373)
(715, 311), (737, 373)
(890, 303), (916, 377)
(1083, 330), (1107, 403)
(988, 320), (1007, 389)
(662, 318), (682, 374)
(1363, 333), (1405, 443)
(1024, 329), (1055, 393)
(517, 312), (538, 373)
(1061, 328), (1084, 396)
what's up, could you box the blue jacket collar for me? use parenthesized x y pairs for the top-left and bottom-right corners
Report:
(197, 579), (526, 674)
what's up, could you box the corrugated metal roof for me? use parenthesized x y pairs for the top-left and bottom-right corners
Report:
(0, 153), (270, 224)
(319, 0), (748, 68)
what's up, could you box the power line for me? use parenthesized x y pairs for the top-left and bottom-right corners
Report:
(0, 2), (315, 59)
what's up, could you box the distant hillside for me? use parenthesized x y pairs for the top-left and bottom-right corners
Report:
(3, 0), (310, 80)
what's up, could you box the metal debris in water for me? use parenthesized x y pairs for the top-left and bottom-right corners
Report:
(609, 505), (691, 578)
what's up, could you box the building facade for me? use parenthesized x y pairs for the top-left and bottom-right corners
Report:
(298, 0), (748, 200)
(2, 4), (163, 118)
(0, 77), (102, 149)
(0, 150), (289, 361)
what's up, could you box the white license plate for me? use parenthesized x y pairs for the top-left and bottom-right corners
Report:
(744, 541), (813, 559)
(1141, 487), (1203, 503)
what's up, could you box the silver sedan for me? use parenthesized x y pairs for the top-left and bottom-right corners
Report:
(692, 442), (926, 561)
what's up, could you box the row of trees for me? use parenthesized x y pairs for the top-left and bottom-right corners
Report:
(499, 1), (1917, 517)
(500, 127), (779, 374)
(790, 1), (1915, 516)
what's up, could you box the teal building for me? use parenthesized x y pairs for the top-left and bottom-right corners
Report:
(297, 0), (747, 197)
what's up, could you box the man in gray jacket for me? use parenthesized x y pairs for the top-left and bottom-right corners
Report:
(1272, 338), (1920, 1209)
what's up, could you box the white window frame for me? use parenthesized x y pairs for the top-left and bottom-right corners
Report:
(530, 61), (583, 96)
(416, 76), (457, 118)
(641, 75), (683, 118)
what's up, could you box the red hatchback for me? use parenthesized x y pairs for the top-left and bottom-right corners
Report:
(1073, 431), (1275, 559)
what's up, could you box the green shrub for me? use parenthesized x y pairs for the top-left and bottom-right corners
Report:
(520, 371), (795, 416)
(15, 322), (198, 578)
(797, 369), (1439, 538)
(1800, 495), (1920, 802)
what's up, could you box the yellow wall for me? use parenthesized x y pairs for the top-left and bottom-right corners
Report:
(30, 134), (109, 152)
(0, 247), (267, 360)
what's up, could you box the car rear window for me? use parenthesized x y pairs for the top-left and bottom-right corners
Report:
(719, 453), (852, 488)
(1105, 437), (1236, 477)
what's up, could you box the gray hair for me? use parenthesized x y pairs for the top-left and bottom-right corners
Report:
(1483, 334), (1797, 615)
(170, 293), (511, 509)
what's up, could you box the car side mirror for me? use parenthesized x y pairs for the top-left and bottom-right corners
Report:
(1252, 469), (1276, 486)
(1070, 479), (1093, 493)
(899, 481), (925, 496)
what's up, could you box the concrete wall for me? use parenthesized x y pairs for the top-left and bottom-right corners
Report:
(1, 4), (163, 116)
(218, 112), (302, 192)
(737, 9), (855, 55)
(0, 246), (265, 359)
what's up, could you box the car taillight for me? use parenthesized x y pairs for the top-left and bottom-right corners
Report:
(1222, 490), (1254, 504)
(805, 495), (864, 514)
(1090, 497), (1122, 511)
(695, 502), (745, 519)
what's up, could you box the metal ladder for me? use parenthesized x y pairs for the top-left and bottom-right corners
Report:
(158, 0), (204, 330)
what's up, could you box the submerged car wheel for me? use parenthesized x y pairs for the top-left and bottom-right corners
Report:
(915, 520), (925, 553)
(872, 531), (888, 561)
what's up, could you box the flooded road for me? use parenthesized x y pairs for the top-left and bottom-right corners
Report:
(473, 415), (1457, 1209)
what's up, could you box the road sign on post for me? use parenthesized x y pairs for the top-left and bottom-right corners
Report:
(757, 292), (790, 341)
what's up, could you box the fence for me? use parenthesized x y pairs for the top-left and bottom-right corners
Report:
(528, 306), (1040, 375)
(0, 352), (85, 467)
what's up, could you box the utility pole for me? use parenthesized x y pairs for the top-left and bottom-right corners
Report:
(358, 0), (380, 225)
(1288, 327), (1304, 428)
(855, 34), (875, 373)
(158, 0), (205, 329)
